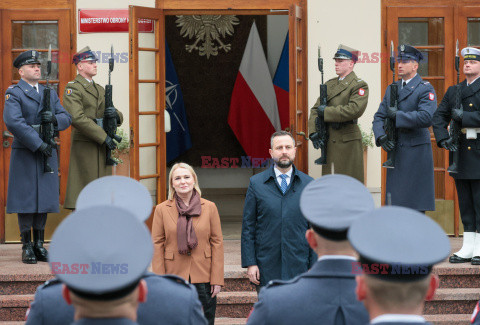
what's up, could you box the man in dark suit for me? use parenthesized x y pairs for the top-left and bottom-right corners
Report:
(350, 207), (450, 325)
(241, 131), (315, 291)
(3, 50), (71, 264)
(373, 45), (437, 212)
(247, 174), (374, 325)
(433, 47), (480, 264)
(26, 176), (207, 325)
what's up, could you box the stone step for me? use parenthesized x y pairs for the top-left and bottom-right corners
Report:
(216, 291), (257, 318)
(424, 314), (471, 324)
(0, 295), (33, 322)
(215, 318), (247, 325)
(424, 288), (480, 315)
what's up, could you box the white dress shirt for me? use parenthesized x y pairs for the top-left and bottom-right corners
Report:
(274, 166), (292, 187)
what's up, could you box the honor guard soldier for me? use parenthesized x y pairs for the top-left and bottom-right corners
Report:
(3, 50), (71, 264)
(308, 44), (369, 183)
(433, 47), (480, 264)
(63, 46), (123, 210)
(373, 45), (437, 212)
(349, 206), (450, 325)
(26, 176), (207, 325)
(247, 175), (374, 325)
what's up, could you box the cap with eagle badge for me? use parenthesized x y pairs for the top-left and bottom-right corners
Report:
(333, 44), (360, 63)
(72, 46), (98, 65)
(300, 174), (374, 241)
(461, 47), (480, 62)
(48, 205), (153, 301)
(13, 50), (41, 69)
(397, 44), (424, 62)
(348, 206), (450, 282)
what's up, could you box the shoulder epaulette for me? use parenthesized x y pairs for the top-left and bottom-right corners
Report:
(7, 85), (14, 89)
(40, 278), (62, 289)
(161, 274), (192, 288)
(67, 81), (75, 84)
(265, 275), (301, 288)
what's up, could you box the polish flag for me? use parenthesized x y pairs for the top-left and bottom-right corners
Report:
(228, 22), (281, 159)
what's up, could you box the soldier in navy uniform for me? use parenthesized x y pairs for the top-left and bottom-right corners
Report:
(26, 176), (207, 325)
(373, 45), (437, 212)
(247, 174), (374, 325)
(349, 207), (450, 325)
(433, 47), (480, 264)
(3, 50), (71, 264)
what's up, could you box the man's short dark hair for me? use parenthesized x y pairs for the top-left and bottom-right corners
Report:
(270, 131), (295, 149)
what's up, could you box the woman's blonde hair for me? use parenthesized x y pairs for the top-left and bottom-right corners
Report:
(167, 162), (201, 201)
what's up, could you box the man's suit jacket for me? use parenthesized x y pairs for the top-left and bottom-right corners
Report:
(247, 258), (369, 325)
(241, 165), (315, 286)
(152, 198), (224, 286)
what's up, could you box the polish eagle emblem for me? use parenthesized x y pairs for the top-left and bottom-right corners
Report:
(175, 15), (239, 59)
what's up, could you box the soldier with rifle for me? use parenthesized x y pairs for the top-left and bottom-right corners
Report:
(433, 46), (480, 264)
(308, 44), (369, 183)
(3, 49), (71, 263)
(63, 46), (123, 210)
(373, 44), (436, 213)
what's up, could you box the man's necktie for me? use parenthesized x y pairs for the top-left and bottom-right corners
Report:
(280, 174), (288, 194)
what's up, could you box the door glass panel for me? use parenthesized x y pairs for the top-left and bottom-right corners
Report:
(468, 18), (480, 46)
(11, 21), (59, 90)
(399, 18), (444, 46)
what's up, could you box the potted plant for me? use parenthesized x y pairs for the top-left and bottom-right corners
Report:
(360, 125), (374, 185)
(112, 127), (130, 176)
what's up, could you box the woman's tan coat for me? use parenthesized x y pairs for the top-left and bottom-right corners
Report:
(152, 198), (224, 286)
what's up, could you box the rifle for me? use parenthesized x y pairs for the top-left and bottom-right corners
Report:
(447, 40), (462, 173)
(104, 45), (122, 166)
(40, 45), (56, 173)
(314, 46), (328, 165)
(382, 41), (398, 169)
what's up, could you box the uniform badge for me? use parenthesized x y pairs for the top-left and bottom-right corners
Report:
(471, 301), (479, 323)
(66, 89), (73, 96)
(428, 92), (435, 101)
(5, 94), (10, 100)
(400, 45), (405, 51)
(358, 88), (365, 96)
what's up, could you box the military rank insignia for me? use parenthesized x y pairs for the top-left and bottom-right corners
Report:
(66, 89), (73, 96)
(358, 88), (365, 96)
(428, 93), (435, 101)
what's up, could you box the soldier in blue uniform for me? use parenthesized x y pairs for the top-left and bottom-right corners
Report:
(373, 45), (437, 212)
(349, 206), (450, 325)
(3, 50), (71, 264)
(26, 176), (207, 325)
(433, 47), (480, 264)
(247, 174), (374, 325)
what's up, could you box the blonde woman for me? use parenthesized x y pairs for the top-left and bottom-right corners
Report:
(152, 163), (224, 324)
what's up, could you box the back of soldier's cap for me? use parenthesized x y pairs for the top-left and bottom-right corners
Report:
(76, 176), (153, 222)
(48, 205), (152, 300)
(300, 174), (375, 241)
(348, 206), (450, 281)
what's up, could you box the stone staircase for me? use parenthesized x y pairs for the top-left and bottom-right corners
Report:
(1, 239), (479, 324)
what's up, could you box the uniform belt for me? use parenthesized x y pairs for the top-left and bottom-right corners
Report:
(330, 119), (357, 130)
(92, 118), (104, 128)
(398, 128), (413, 134)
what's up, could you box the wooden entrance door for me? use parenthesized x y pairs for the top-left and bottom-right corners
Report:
(0, 9), (71, 242)
(129, 1), (309, 216)
(384, 6), (457, 234)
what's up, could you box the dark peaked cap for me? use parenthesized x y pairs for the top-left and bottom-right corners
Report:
(76, 176), (153, 222)
(48, 206), (153, 299)
(13, 50), (41, 68)
(300, 174), (375, 240)
(348, 206), (450, 281)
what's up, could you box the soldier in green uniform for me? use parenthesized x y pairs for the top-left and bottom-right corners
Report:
(63, 47), (123, 209)
(309, 44), (369, 183)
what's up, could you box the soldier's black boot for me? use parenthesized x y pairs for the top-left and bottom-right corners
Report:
(21, 230), (37, 264)
(33, 229), (48, 262)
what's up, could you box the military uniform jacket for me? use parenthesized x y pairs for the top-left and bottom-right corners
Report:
(308, 71), (369, 183)
(63, 74), (123, 209)
(3, 79), (71, 213)
(25, 273), (207, 325)
(241, 165), (316, 286)
(247, 258), (369, 325)
(373, 74), (436, 211)
(432, 79), (480, 179)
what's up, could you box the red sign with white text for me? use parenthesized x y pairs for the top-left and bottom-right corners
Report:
(79, 9), (154, 33)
